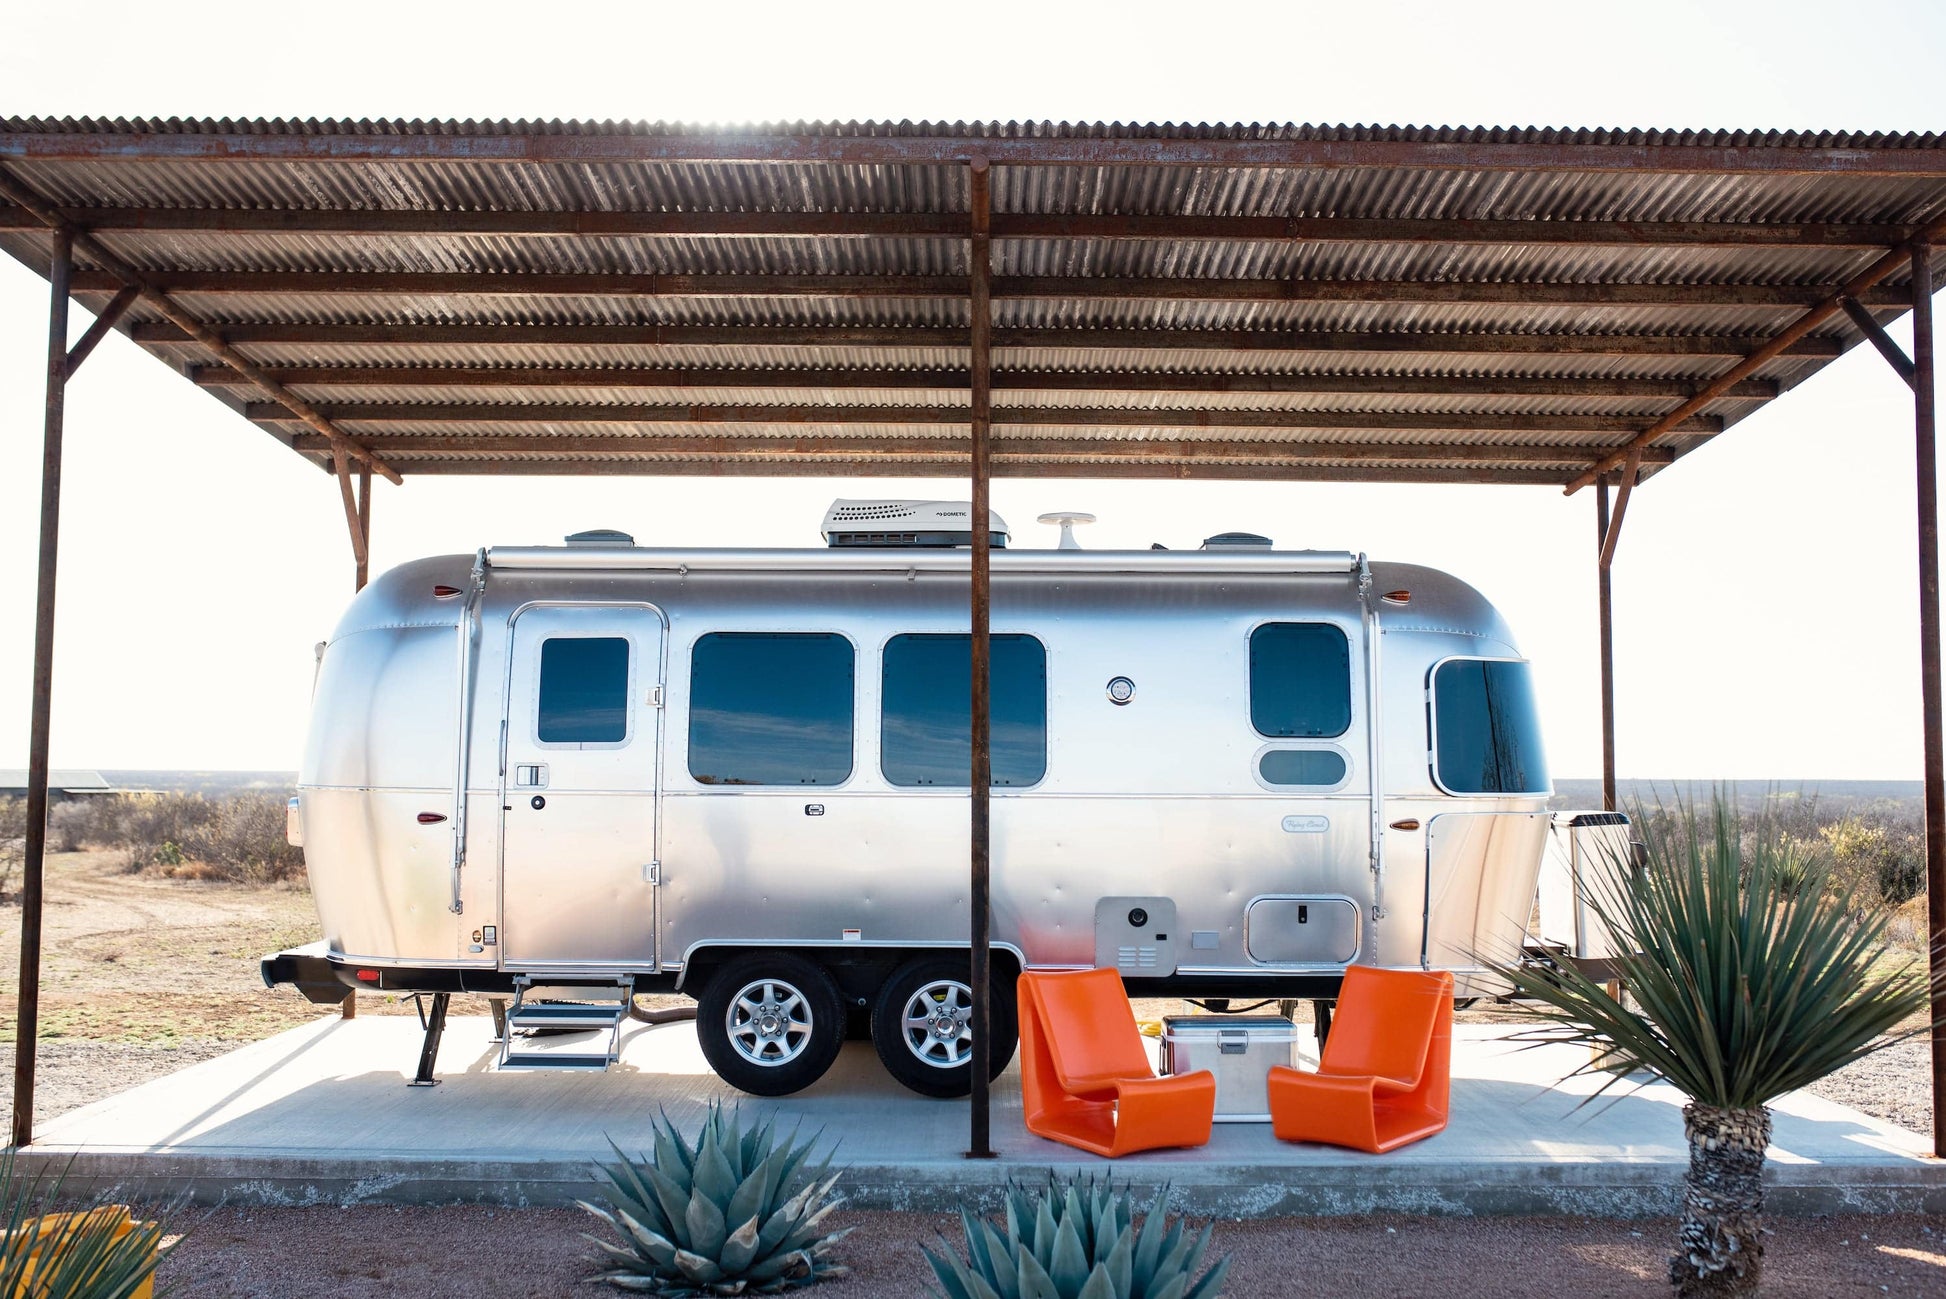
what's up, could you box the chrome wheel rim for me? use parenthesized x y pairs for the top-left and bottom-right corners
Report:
(726, 978), (814, 1068)
(900, 978), (974, 1069)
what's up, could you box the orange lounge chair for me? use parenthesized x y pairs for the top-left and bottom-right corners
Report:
(1267, 965), (1454, 1153)
(1017, 968), (1216, 1157)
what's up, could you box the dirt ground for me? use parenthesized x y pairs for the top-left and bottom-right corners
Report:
(151, 1207), (1946, 1298)
(5, 849), (1942, 1297)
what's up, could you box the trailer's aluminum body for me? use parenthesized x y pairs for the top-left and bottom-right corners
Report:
(296, 543), (1549, 1000)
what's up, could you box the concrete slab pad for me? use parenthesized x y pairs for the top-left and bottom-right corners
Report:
(20, 1018), (1944, 1217)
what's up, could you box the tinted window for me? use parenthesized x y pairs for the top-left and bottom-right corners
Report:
(882, 634), (1047, 787)
(1258, 748), (1348, 787)
(1249, 623), (1352, 738)
(537, 637), (630, 744)
(689, 633), (854, 786)
(1433, 659), (1550, 795)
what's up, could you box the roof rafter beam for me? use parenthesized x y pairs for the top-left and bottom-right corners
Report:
(284, 432), (1670, 466)
(339, 457), (1574, 485)
(188, 363), (1783, 401)
(247, 400), (1719, 437)
(1569, 209), (1946, 492)
(130, 320), (1846, 358)
(66, 267), (1915, 309)
(0, 170), (400, 483)
(5, 131), (1945, 175)
(3, 204), (1921, 248)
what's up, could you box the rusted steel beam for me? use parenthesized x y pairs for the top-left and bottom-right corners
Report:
(64, 266), (1916, 309)
(287, 432), (1666, 464)
(1910, 242), (1944, 1161)
(1595, 485), (1618, 814)
(62, 284), (138, 373)
(1596, 443), (1645, 570)
(258, 401), (1715, 438)
(357, 454), (1575, 485)
(134, 319), (1846, 358)
(1840, 295), (1918, 387)
(1569, 215), (1946, 494)
(5, 130), (1945, 176)
(356, 465), (372, 593)
(11, 230), (72, 1149)
(8, 204), (1921, 249)
(0, 167), (400, 484)
(332, 451), (370, 584)
(967, 155), (994, 1163)
(191, 364), (1783, 401)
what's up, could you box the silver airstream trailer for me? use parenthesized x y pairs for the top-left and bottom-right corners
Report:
(265, 501), (1577, 1098)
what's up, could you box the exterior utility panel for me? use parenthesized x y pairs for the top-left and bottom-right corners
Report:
(288, 541), (1554, 1095)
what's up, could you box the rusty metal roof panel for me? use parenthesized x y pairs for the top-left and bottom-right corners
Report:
(3, 116), (1943, 486)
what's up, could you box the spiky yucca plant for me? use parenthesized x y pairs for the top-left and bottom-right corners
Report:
(580, 1104), (850, 1295)
(925, 1176), (1229, 1299)
(1491, 796), (1934, 1299)
(0, 1151), (171, 1298)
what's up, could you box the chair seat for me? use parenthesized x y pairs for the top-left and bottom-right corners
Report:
(1018, 968), (1217, 1157)
(1265, 966), (1454, 1154)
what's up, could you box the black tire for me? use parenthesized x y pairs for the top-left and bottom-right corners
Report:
(695, 952), (847, 1097)
(870, 956), (1018, 1098)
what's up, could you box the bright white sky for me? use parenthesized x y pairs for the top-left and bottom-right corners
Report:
(0, 0), (1942, 778)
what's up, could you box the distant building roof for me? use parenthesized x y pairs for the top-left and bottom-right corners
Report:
(0, 769), (114, 794)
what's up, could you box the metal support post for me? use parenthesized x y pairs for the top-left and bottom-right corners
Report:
(11, 230), (72, 1149)
(966, 156), (996, 1160)
(1910, 243), (1944, 1159)
(1596, 483), (1618, 813)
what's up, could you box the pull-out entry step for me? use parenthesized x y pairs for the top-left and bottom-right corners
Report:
(497, 979), (632, 1072)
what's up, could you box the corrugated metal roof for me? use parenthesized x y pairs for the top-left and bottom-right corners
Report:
(2, 116), (1942, 487)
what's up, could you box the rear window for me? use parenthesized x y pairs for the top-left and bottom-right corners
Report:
(1249, 623), (1352, 738)
(537, 637), (631, 744)
(1431, 658), (1550, 795)
(688, 633), (854, 786)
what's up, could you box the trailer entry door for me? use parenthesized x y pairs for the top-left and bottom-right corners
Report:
(501, 604), (664, 969)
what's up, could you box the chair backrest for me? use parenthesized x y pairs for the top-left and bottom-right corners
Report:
(1019, 968), (1153, 1084)
(1320, 965), (1455, 1088)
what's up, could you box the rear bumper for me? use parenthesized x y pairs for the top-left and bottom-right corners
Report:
(259, 942), (357, 1005)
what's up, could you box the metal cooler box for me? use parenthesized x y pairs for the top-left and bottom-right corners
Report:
(1158, 1015), (1300, 1123)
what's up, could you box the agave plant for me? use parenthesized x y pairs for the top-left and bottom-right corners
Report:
(580, 1103), (850, 1295)
(925, 1175), (1229, 1299)
(1491, 795), (1934, 1299)
(0, 1150), (172, 1298)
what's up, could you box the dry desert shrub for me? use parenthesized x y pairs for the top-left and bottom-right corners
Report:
(98, 790), (304, 886)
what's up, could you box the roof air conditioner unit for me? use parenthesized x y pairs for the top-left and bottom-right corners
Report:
(821, 500), (1010, 549)
(1200, 531), (1274, 550)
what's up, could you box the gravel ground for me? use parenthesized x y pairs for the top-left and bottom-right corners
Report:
(152, 1207), (1946, 1298)
(1806, 1036), (1936, 1138)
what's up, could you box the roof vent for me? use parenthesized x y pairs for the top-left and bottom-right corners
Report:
(1200, 531), (1274, 550)
(565, 528), (635, 547)
(821, 499), (1010, 549)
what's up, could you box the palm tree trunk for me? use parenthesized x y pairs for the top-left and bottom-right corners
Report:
(1670, 1102), (1771, 1298)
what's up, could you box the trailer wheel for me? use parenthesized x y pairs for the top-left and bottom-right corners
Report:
(870, 956), (1018, 1098)
(696, 953), (846, 1097)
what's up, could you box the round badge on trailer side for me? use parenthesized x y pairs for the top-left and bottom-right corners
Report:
(1106, 676), (1136, 705)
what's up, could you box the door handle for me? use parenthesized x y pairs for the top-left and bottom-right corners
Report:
(514, 763), (549, 789)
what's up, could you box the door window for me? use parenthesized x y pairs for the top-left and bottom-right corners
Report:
(536, 636), (631, 745)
